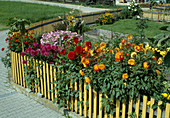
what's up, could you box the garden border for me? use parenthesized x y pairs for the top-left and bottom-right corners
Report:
(10, 50), (170, 118)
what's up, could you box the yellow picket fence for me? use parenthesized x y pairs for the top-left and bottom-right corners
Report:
(11, 51), (170, 118)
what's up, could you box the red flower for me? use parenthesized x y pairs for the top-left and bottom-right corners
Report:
(15, 40), (18, 42)
(25, 35), (28, 38)
(67, 51), (76, 60)
(5, 38), (8, 41)
(73, 37), (78, 44)
(30, 35), (33, 38)
(9, 37), (12, 40)
(49, 62), (53, 65)
(17, 33), (20, 35)
(9, 41), (11, 44)
(1, 48), (4, 51)
(85, 41), (92, 48)
(60, 49), (66, 55)
(8, 45), (11, 48)
(75, 46), (83, 54)
(63, 35), (68, 40)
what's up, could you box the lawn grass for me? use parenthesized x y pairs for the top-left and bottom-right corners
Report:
(40, 0), (125, 9)
(94, 19), (170, 38)
(0, 1), (75, 30)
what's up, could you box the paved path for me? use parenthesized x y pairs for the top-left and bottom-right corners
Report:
(1, 0), (110, 13)
(0, 30), (66, 118)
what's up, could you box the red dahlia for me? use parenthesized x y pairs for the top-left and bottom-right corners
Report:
(75, 46), (83, 54)
(85, 41), (92, 48)
(60, 49), (66, 55)
(67, 51), (76, 60)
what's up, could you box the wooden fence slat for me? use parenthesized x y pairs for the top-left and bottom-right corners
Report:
(75, 81), (78, 113)
(54, 65), (57, 102)
(142, 96), (148, 118)
(157, 101), (163, 118)
(104, 94), (108, 118)
(122, 101), (126, 118)
(93, 89), (97, 118)
(128, 97), (133, 118)
(165, 103), (170, 118)
(89, 84), (92, 118)
(39, 61), (43, 95)
(36, 60), (40, 93)
(149, 98), (155, 118)
(50, 65), (54, 101)
(23, 55), (27, 87)
(18, 53), (23, 86)
(11, 51), (14, 82)
(71, 79), (73, 111)
(43, 62), (47, 98)
(116, 99), (120, 118)
(135, 95), (141, 118)
(79, 80), (82, 115)
(21, 55), (26, 88)
(84, 80), (87, 117)
(27, 56), (30, 88)
(32, 59), (35, 92)
(15, 53), (20, 84)
(99, 91), (102, 118)
(46, 63), (50, 100)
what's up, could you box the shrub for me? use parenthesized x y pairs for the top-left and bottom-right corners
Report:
(96, 12), (114, 25)
(121, 1), (143, 19)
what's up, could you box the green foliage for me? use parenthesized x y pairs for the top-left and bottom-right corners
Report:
(24, 57), (40, 89)
(8, 17), (30, 35)
(1, 51), (11, 68)
(136, 18), (148, 41)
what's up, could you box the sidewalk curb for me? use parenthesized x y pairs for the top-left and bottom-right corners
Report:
(8, 70), (84, 118)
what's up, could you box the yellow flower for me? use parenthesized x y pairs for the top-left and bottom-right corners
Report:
(85, 77), (90, 84)
(167, 95), (170, 100)
(128, 59), (136, 66)
(147, 101), (151, 105)
(123, 82), (127, 85)
(127, 34), (133, 40)
(79, 70), (84, 76)
(157, 57), (163, 65)
(89, 49), (94, 56)
(131, 52), (137, 58)
(143, 62), (149, 69)
(161, 93), (168, 98)
(122, 73), (128, 79)
(160, 51), (167, 58)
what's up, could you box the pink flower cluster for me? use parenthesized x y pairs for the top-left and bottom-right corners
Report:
(21, 43), (61, 59)
(40, 30), (82, 46)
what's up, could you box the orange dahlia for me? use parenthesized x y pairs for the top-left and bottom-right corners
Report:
(109, 50), (114, 54)
(155, 69), (161, 75)
(152, 56), (157, 61)
(143, 62), (149, 69)
(115, 51), (124, 62)
(134, 45), (142, 52)
(84, 58), (90, 65)
(121, 39), (127, 44)
(100, 42), (106, 49)
(127, 34), (133, 40)
(93, 64), (99, 71)
(98, 64), (105, 70)
(128, 59), (136, 66)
